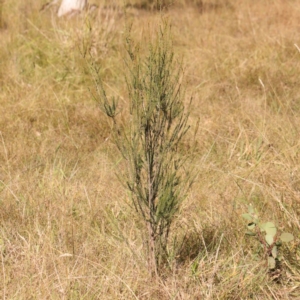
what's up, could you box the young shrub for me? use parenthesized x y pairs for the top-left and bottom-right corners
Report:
(92, 21), (193, 276)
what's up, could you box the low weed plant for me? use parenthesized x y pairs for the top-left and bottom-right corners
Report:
(242, 205), (294, 272)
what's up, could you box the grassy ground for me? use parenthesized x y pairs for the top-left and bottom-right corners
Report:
(1, 0), (300, 298)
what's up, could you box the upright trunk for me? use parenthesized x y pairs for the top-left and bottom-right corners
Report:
(147, 221), (157, 277)
(147, 150), (157, 277)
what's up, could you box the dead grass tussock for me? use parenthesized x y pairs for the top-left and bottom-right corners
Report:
(1, 0), (300, 298)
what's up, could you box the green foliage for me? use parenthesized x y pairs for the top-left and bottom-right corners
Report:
(92, 21), (193, 276)
(242, 205), (294, 271)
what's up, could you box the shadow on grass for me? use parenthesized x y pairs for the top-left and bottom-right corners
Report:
(175, 226), (222, 264)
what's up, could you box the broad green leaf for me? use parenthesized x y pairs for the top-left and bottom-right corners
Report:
(265, 222), (277, 237)
(248, 205), (255, 214)
(245, 231), (256, 236)
(271, 246), (277, 258)
(258, 223), (266, 231)
(280, 232), (294, 243)
(242, 213), (253, 221)
(259, 222), (267, 231)
(268, 256), (276, 269)
(247, 223), (256, 230)
(265, 234), (274, 245)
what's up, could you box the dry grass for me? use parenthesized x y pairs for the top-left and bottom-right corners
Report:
(1, 0), (300, 298)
